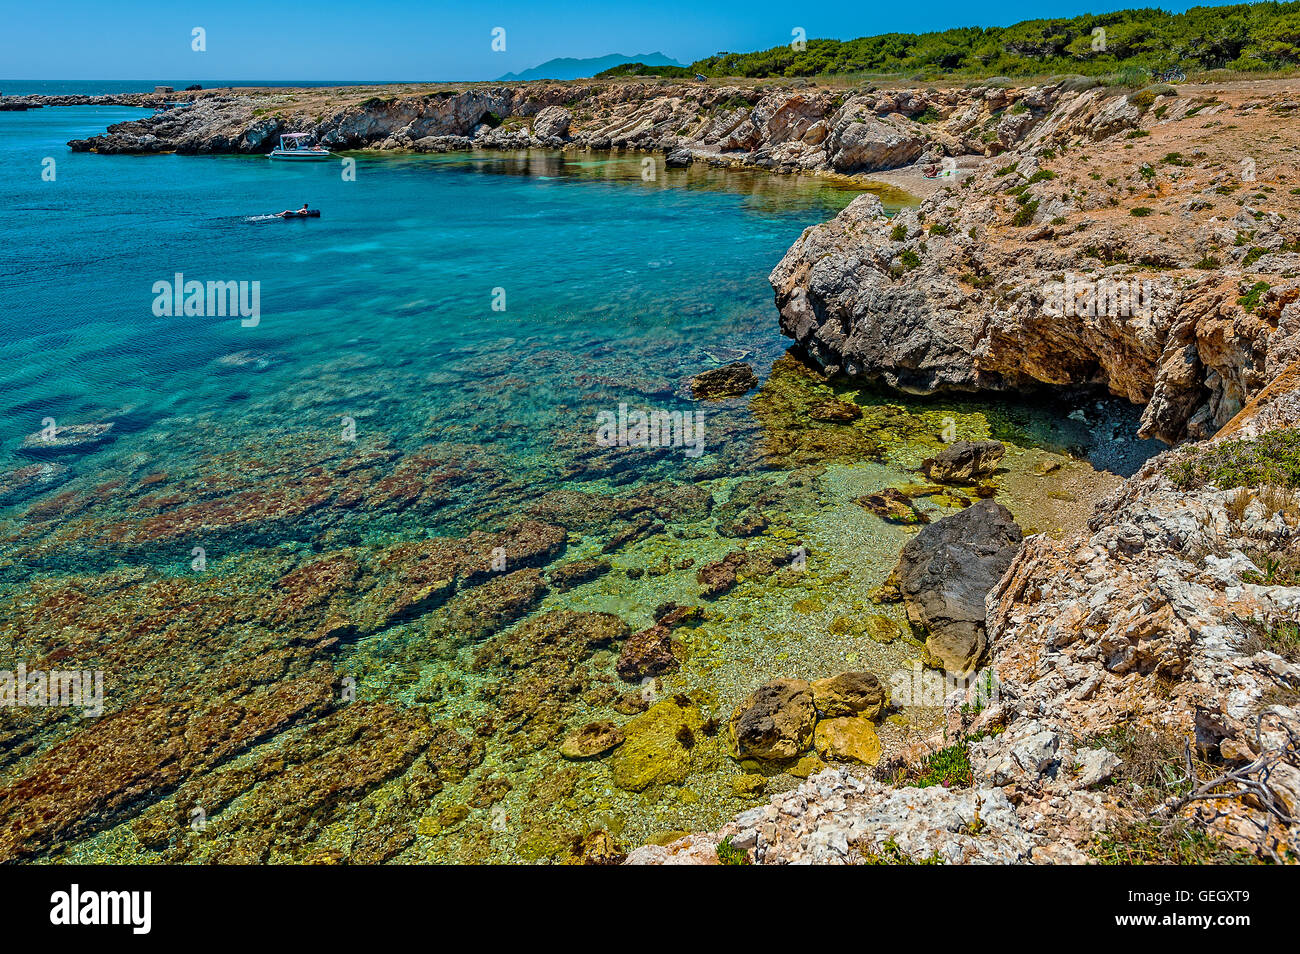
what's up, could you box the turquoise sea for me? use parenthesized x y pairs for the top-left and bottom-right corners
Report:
(0, 105), (886, 533)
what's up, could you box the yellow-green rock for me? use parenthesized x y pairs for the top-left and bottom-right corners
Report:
(788, 753), (827, 778)
(814, 716), (882, 765)
(862, 614), (901, 643)
(609, 697), (706, 792)
(731, 773), (767, 796)
(811, 671), (888, 720)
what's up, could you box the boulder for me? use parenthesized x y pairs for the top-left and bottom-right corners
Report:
(531, 105), (571, 140)
(811, 671), (887, 719)
(892, 500), (1023, 673)
(559, 721), (624, 760)
(921, 440), (1005, 483)
(826, 110), (924, 172)
(728, 678), (815, 761)
(690, 362), (758, 399)
(813, 716), (882, 764)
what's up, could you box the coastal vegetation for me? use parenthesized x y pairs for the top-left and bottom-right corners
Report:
(601, 3), (1300, 82)
(1167, 429), (1300, 491)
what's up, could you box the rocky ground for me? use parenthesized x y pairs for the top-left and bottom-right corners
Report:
(629, 77), (1300, 866)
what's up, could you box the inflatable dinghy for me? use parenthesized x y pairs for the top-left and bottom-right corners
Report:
(279, 209), (320, 219)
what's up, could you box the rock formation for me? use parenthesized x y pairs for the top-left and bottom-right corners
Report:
(891, 500), (1024, 673)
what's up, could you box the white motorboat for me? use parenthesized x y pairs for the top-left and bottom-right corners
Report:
(268, 133), (331, 161)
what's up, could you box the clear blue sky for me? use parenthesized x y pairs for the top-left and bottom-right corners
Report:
(1, 0), (1200, 81)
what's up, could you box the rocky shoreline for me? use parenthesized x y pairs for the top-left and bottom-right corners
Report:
(629, 77), (1300, 864)
(38, 79), (1049, 179)
(10, 77), (1300, 864)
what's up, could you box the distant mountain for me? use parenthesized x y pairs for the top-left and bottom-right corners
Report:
(498, 52), (686, 82)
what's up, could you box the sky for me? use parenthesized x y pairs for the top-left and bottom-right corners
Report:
(0, 0), (1204, 81)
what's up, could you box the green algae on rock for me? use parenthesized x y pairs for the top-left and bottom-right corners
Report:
(610, 697), (715, 792)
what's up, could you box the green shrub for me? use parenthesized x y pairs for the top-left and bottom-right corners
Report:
(1239, 280), (1271, 312)
(1167, 429), (1300, 491)
(1129, 84), (1176, 112)
(715, 835), (751, 865)
(1011, 200), (1039, 226)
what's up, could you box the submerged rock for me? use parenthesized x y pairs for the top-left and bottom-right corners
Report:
(560, 721), (624, 760)
(214, 350), (275, 372)
(546, 557), (611, 591)
(729, 678), (816, 762)
(856, 487), (928, 525)
(690, 362), (758, 399)
(808, 398), (863, 422)
(610, 697), (708, 792)
(616, 604), (700, 682)
(892, 500), (1023, 673)
(0, 462), (68, 504)
(18, 422), (114, 456)
(616, 623), (679, 681)
(921, 440), (1006, 483)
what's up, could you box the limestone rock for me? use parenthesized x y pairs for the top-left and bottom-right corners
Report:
(811, 671), (888, 719)
(531, 105), (571, 139)
(728, 678), (815, 761)
(921, 440), (1005, 483)
(813, 716), (882, 764)
(892, 500), (1023, 672)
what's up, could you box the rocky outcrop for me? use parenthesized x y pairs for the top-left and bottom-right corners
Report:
(531, 105), (571, 140)
(634, 365), (1300, 864)
(61, 80), (1064, 180)
(891, 500), (1023, 673)
(772, 82), (1300, 443)
(624, 769), (1042, 864)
